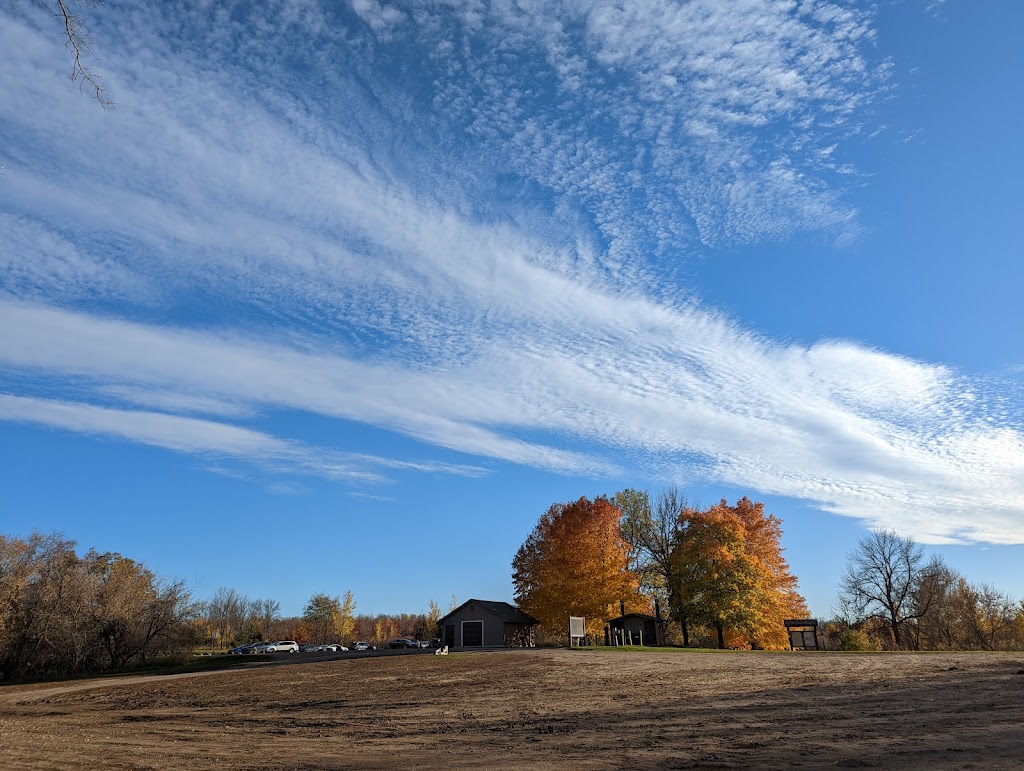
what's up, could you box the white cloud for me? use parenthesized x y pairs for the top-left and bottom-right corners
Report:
(0, 393), (296, 460)
(1, 1), (1021, 546)
(2, 295), (1023, 544)
(94, 385), (255, 418)
(0, 391), (491, 485)
(0, 301), (619, 477)
(0, 0), (885, 303)
(424, 0), (884, 253)
(0, 215), (149, 302)
(350, 0), (405, 36)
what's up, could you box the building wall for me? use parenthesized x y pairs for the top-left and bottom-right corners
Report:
(441, 603), (507, 647)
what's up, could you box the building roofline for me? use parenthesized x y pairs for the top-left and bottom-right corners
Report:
(438, 598), (539, 626)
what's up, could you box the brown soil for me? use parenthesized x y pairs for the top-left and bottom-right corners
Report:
(2, 648), (1023, 769)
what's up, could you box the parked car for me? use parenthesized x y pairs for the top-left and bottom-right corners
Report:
(386, 638), (419, 649)
(308, 643), (348, 652)
(263, 640), (300, 653)
(352, 641), (375, 651)
(228, 642), (265, 655)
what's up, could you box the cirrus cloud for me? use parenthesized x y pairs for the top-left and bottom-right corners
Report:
(1, 1), (1021, 546)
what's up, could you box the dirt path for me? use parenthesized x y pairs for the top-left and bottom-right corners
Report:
(2, 649), (1023, 769)
(0, 648), (414, 705)
(0, 666), (263, 706)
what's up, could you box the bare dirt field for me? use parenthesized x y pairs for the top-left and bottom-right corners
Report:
(2, 648), (1023, 769)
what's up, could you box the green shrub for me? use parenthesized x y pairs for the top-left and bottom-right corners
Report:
(837, 629), (879, 651)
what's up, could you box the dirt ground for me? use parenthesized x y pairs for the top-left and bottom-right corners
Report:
(2, 648), (1023, 769)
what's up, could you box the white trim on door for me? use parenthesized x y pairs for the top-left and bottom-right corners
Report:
(461, 619), (484, 647)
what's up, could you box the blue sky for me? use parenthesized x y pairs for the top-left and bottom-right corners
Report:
(1, 0), (1022, 620)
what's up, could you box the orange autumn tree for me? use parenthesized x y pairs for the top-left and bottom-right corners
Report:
(513, 497), (649, 641)
(730, 497), (808, 648)
(671, 498), (807, 649)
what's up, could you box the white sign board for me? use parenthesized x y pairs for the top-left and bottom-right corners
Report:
(568, 616), (586, 645)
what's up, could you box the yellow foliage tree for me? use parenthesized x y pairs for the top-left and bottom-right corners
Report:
(303, 591), (356, 644)
(513, 497), (649, 641)
(334, 591), (357, 642)
(671, 498), (806, 649)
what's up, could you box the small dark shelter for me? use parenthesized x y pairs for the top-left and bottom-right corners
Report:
(606, 613), (659, 646)
(438, 599), (538, 649)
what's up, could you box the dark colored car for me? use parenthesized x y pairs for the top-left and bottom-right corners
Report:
(228, 642), (266, 655)
(386, 638), (418, 649)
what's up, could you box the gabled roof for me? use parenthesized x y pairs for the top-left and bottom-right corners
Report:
(438, 598), (539, 626)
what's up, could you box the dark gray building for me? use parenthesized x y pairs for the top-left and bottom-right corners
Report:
(438, 599), (539, 648)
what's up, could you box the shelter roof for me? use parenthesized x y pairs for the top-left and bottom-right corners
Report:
(607, 613), (659, 623)
(439, 599), (539, 626)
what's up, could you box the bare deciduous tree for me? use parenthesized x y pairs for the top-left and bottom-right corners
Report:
(256, 598), (281, 641)
(909, 559), (962, 650)
(205, 587), (261, 648)
(85, 551), (198, 666)
(0, 532), (196, 681)
(837, 530), (937, 649)
(958, 581), (1020, 651)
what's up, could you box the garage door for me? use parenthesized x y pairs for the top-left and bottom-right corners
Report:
(462, 621), (483, 647)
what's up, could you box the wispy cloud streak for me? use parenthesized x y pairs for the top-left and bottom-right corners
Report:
(0, 393), (490, 484)
(2, 296), (1022, 544)
(1, 1), (1021, 544)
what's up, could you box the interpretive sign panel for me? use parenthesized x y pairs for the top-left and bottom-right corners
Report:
(569, 616), (586, 646)
(783, 619), (821, 650)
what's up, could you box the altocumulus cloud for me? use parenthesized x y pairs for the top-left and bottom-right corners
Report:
(0, 1), (1022, 544)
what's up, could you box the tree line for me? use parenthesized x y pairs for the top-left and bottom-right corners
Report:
(512, 490), (1024, 651)
(0, 531), (456, 682)
(0, 532), (199, 681)
(200, 589), (451, 650)
(833, 529), (1024, 651)
(513, 489), (808, 649)
(6, 505), (1020, 682)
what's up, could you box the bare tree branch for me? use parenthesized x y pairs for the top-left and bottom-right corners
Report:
(13, 0), (114, 108)
(55, 0), (113, 107)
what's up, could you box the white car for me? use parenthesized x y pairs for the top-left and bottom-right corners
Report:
(264, 640), (299, 653)
(308, 643), (348, 653)
(352, 641), (375, 651)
